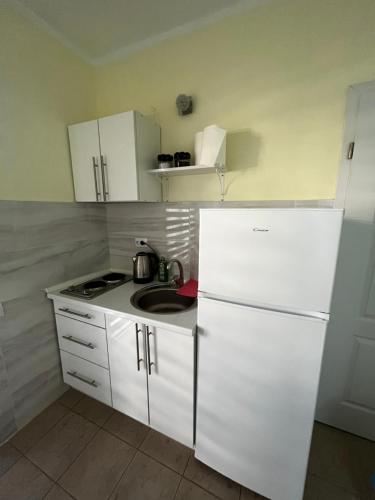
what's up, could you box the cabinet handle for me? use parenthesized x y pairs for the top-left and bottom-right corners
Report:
(67, 370), (98, 387)
(135, 323), (144, 371)
(100, 155), (109, 201)
(62, 335), (95, 350)
(58, 307), (92, 319)
(92, 157), (101, 202)
(146, 326), (155, 375)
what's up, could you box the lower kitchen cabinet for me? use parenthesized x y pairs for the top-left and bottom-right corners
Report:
(147, 325), (195, 447)
(107, 314), (195, 448)
(106, 315), (149, 425)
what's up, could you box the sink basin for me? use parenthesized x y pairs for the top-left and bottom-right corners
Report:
(131, 285), (196, 314)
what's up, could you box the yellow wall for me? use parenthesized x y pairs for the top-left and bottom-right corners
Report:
(0, 4), (94, 202)
(95, 0), (375, 201)
(3, 0), (375, 202)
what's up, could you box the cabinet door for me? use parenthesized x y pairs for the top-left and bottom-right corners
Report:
(107, 314), (148, 424)
(68, 120), (102, 202)
(147, 327), (194, 448)
(98, 112), (138, 201)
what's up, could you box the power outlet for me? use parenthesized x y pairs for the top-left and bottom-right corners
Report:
(135, 237), (148, 248)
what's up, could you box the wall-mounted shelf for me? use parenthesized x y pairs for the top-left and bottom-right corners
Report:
(147, 165), (225, 176)
(148, 164), (226, 202)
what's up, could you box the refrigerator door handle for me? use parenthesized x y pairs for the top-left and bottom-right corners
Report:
(198, 292), (329, 322)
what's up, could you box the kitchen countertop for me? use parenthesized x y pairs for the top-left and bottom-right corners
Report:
(46, 270), (197, 336)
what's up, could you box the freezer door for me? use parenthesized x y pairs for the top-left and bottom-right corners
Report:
(198, 208), (343, 313)
(195, 297), (327, 500)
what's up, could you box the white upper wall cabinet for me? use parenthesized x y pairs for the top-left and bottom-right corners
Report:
(68, 111), (161, 202)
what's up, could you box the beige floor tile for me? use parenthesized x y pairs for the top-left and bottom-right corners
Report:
(140, 429), (191, 473)
(240, 485), (268, 499)
(308, 423), (375, 499)
(73, 395), (114, 426)
(110, 451), (180, 500)
(11, 401), (68, 453)
(304, 474), (361, 500)
(26, 411), (98, 480)
(45, 483), (75, 499)
(103, 410), (149, 447)
(0, 456), (53, 499)
(0, 443), (21, 478)
(184, 455), (240, 500)
(175, 478), (219, 500)
(59, 388), (85, 409)
(59, 429), (136, 500)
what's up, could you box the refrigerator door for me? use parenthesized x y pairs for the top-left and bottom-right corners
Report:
(195, 297), (327, 500)
(198, 208), (343, 314)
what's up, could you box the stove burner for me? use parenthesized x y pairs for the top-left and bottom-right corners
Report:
(60, 273), (132, 300)
(101, 272), (125, 284)
(83, 280), (107, 292)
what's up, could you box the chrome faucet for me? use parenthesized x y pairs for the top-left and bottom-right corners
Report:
(167, 259), (184, 288)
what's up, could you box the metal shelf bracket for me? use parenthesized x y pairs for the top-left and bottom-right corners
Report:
(215, 165), (225, 202)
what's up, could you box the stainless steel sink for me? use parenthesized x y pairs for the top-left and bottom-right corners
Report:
(131, 284), (196, 314)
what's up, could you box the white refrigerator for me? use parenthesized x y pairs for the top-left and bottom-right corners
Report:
(195, 208), (343, 500)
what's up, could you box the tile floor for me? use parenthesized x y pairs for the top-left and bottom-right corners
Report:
(0, 389), (374, 500)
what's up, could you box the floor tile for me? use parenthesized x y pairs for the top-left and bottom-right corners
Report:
(59, 429), (136, 500)
(240, 485), (268, 499)
(304, 474), (361, 500)
(184, 455), (240, 500)
(103, 410), (149, 447)
(175, 478), (218, 500)
(73, 395), (114, 426)
(26, 411), (98, 480)
(140, 429), (191, 473)
(308, 423), (375, 499)
(11, 401), (68, 453)
(45, 483), (75, 500)
(110, 451), (180, 500)
(0, 456), (53, 499)
(59, 388), (85, 409)
(0, 442), (21, 478)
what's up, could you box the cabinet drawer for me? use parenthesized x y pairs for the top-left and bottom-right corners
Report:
(56, 314), (109, 368)
(54, 299), (105, 328)
(60, 351), (112, 406)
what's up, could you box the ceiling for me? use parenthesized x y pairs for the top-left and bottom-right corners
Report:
(13, 0), (270, 65)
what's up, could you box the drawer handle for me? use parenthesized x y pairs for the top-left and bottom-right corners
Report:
(62, 335), (95, 350)
(58, 307), (92, 319)
(67, 370), (98, 387)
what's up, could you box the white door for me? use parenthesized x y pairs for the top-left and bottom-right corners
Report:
(199, 208), (343, 314)
(147, 326), (194, 448)
(98, 111), (138, 201)
(68, 120), (102, 202)
(106, 315), (148, 424)
(317, 81), (375, 440)
(196, 297), (327, 500)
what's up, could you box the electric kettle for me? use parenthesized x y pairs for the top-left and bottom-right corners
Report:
(132, 252), (158, 284)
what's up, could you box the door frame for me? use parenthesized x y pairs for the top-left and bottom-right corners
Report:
(335, 80), (375, 208)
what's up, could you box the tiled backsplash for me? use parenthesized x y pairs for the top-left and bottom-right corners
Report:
(0, 198), (333, 443)
(0, 201), (109, 443)
(105, 199), (334, 279)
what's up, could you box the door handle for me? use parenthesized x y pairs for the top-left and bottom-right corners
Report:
(146, 326), (155, 375)
(135, 323), (144, 371)
(100, 155), (109, 201)
(62, 335), (95, 349)
(92, 157), (101, 201)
